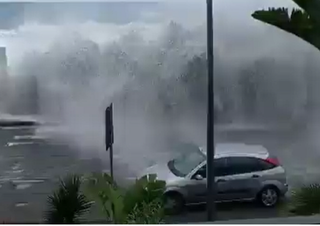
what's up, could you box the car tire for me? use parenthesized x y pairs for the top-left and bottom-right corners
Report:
(164, 192), (185, 215)
(257, 186), (279, 208)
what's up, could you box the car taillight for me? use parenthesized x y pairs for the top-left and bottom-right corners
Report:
(265, 157), (280, 166)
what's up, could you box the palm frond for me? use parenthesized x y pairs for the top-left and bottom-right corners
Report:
(292, 0), (320, 24)
(45, 175), (92, 224)
(252, 7), (320, 51)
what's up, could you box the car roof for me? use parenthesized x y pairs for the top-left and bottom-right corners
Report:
(200, 143), (269, 159)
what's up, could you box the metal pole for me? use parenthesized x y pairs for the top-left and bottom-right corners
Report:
(110, 144), (114, 180)
(109, 103), (114, 181)
(206, 0), (215, 221)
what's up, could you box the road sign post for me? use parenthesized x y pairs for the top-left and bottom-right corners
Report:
(105, 103), (114, 180)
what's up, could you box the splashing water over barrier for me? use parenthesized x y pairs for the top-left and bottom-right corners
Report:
(1, 1), (320, 179)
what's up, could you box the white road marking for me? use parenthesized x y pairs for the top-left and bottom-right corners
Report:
(1, 126), (38, 130)
(14, 135), (47, 140)
(15, 203), (29, 207)
(16, 184), (32, 190)
(6, 142), (35, 147)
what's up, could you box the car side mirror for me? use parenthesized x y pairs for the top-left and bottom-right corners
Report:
(194, 174), (204, 180)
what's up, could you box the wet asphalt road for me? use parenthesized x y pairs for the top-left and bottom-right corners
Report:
(0, 124), (316, 222)
(0, 126), (106, 222)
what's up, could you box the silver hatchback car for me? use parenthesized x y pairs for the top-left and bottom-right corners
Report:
(141, 143), (288, 213)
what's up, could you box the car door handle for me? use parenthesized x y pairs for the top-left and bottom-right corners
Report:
(217, 179), (226, 183)
(252, 174), (260, 178)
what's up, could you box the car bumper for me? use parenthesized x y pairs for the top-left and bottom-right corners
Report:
(280, 183), (289, 196)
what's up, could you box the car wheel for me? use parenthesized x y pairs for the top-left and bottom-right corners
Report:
(258, 186), (279, 207)
(164, 192), (185, 215)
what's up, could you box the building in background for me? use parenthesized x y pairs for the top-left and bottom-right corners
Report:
(0, 47), (7, 69)
(0, 47), (8, 112)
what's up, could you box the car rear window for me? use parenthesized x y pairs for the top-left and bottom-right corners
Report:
(226, 156), (275, 175)
(193, 156), (277, 178)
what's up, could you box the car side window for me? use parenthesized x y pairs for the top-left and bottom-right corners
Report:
(194, 158), (228, 178)
(197, 164), (206, 178)
(214, 158), (228, 177)
(226, 157), (268, 175)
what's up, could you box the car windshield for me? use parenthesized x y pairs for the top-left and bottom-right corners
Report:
(168, 144), (206, 177)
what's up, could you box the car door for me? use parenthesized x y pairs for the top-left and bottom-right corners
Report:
(187, 158), (229, 204)
(186, 163), (207, 204)
(216, 157), (263, 202)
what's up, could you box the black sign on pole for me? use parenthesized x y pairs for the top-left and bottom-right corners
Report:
(105, 103), (114, 180)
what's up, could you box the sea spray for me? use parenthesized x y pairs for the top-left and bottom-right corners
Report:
(1, 1), (320, 180)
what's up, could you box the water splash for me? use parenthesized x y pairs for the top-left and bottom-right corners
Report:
(1, 1), (320, 179)
(0, 20), (208, 174)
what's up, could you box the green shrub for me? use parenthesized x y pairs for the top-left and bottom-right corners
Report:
(285, 183), (320, 216)
(84, 173), (166, 223)
(45, 175), (92, 223)
(126, 200), (164, 224)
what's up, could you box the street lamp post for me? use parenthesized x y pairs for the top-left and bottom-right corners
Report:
(206, 0), (215, 222)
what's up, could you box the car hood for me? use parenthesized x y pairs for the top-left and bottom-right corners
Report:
(140, 162), (179, 182)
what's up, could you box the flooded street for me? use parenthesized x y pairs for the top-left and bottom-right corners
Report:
(0, 123), (318, 222)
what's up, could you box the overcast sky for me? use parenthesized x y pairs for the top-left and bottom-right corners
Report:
(0, 0), (298, 29)
(1, 0), (310, 63)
